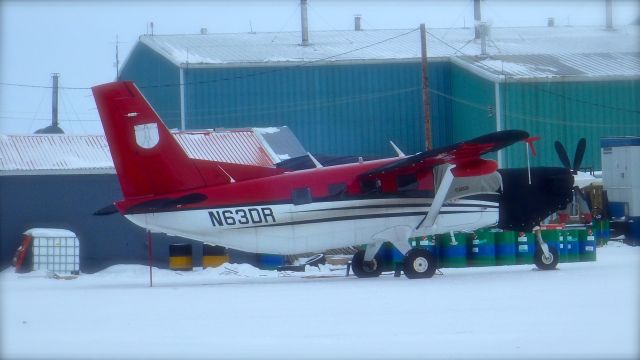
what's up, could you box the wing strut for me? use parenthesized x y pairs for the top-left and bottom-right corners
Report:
(416, 164), (456, 231)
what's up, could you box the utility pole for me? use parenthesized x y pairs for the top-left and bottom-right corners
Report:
(115, 35), (120, 79)
(420, 24), (432, 150)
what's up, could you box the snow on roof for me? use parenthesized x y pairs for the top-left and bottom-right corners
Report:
(0, 128), (299, 175)
(174, 129), (275, 166)
(139, 26), (639, 70)
(452, 52), (640, 81)
(0, 134), (113, 175)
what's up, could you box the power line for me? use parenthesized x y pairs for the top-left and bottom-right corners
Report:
(0, 28), (420, 91)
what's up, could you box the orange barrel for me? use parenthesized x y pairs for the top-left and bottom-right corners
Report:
(169, 243), (193, 271)
(202, 244), (229, 268)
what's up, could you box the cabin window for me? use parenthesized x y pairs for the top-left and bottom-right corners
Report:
(397, 174), (418, 192)
(360, 178), (380, 195)
(328, 183), (347, 198)
(292, 187), (312, 205)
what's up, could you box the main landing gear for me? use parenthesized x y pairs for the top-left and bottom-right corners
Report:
(351, 247), (437, 279)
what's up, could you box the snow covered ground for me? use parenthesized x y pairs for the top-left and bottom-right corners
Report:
(2, 242), (638, 360)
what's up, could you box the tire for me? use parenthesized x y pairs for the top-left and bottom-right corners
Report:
(403, 248), (437, 279)
(351, 249), (383, 278)
(534, 245), (559, 270)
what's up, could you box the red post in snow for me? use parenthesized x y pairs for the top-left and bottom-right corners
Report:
(147, 230), (153, 287)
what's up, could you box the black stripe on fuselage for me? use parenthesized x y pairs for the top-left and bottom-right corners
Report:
(244, 208), (497, 229)
(291, 202), (499, 214)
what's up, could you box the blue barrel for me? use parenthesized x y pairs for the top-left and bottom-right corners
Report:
(579, 228), (597, 261)
(469, 229), (496, 267)
(592, 219), (610, 246)
(437, 232), (467, 268)
(495, 231), (517, 266)
(564, 229), (580, 262)
(381, 242), (405, 270)
(557, 231), (568, 263)
(627, 217), (640, 246)
(516, 232), (535, 265)
(411, 235), (438, 253)
(608, 202), (626, 219)
(258, 254), (285, 270)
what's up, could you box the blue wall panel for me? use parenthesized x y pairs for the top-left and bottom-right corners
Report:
(183, 61), (452, 158)
(119, 43), (182, 129)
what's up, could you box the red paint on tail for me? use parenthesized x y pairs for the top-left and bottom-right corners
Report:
(92, 81), (283, 199)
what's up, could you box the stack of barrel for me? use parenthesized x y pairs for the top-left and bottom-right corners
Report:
(169, 243), (230, 271)
(409, 224), (599, 269)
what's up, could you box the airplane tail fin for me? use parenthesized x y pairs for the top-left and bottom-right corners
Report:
(92, 81), (282, 200)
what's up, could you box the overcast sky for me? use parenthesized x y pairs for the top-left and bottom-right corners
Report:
(1, 0), (638, 135)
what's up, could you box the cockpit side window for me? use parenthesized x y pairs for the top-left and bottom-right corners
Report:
(292, 187), (312, 205)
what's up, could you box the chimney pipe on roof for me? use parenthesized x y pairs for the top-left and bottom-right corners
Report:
(300, 0), (309, 46)
(34, 73), (64, 134)
(474, 0), (482, 40)
(51, 73), (59, 128)
(479, 22), (488, 56)
(355, 14), (362, 31)
(605, 0), (613, 30)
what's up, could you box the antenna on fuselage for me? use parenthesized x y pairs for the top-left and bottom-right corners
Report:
(218, 165), (236, 183)
(389, 141), (405, 157)
(307, 153), (323, 168)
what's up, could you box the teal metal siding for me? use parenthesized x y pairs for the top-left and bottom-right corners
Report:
(119, 43), (182, 129)
(450, 65), (497, 143)
(183, 61), (451, 158)
(449, 62), (640, 170)
(501, 80), (640, 170)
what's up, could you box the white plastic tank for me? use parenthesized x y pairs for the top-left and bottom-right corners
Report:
(27, 228), (80, 275)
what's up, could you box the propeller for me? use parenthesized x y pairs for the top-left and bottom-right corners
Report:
(554, 137), (592, 223)
(554, 138), (586, 175)
(573, 138), (586, 173)
(554, 141), (571, 170)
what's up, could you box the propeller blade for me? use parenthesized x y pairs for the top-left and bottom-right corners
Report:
(573, 138), (586, 173)
(554, 141), (571, 169)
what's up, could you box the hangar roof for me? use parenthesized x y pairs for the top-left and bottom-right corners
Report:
(0, 127), (304, 175)
(451, 52), (640, 82)
(138, 25), (639, 70)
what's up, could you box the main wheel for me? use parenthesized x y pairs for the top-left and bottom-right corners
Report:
(403, 248), (437, 279)
(534, 245), (559, 270)
(351, 249), (383, 278)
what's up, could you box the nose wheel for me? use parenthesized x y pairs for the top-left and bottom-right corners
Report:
(403, 248), (437, 279)
(534, 245), (559, 270)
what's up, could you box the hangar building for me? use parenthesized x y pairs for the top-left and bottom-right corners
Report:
(0, 128), (304, 271)
(119, 24), (640, 170)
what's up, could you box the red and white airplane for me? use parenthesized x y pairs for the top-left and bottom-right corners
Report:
(93, 81), (574, 279)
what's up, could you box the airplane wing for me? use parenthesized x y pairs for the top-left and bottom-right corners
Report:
(361, 130), (529, 178)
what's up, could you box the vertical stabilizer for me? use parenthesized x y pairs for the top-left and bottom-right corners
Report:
(92, 81), (205, 198)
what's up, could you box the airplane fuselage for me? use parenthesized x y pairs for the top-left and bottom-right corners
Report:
(121, 158), (499, 254)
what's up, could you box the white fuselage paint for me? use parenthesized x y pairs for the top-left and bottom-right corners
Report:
(126, 197), (499, 255)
